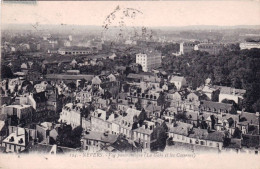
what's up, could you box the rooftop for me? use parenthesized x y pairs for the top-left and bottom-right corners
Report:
(82, 131), (118, 144)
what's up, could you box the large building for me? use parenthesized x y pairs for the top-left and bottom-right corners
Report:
(58, 47), (93, 55)
(136, 49), (161, 72)
(239, 42), (260, 50)
(218, 86), (246, 104)
(197, 43), (224, 55)
(179, 42), (198, 55)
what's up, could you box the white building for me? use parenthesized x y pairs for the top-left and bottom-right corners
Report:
(219, 86), (246, 104)
(136, 49), (161, 72)
(239, 42), (260, 50)
(168, 76), (187, 90)
(58, 103), (83, 129)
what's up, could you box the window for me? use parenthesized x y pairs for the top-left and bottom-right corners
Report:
(200, 141), (204, 145)
(209, 142), (213, 146)
(190, 139), (192, 144)
(144, 135), (148, 141)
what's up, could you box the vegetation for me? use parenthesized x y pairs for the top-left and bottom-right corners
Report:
(56, 125), (83, 148)
(162, 49), (260, 112)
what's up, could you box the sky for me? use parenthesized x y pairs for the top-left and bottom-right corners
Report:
(2, 1), (260, 27)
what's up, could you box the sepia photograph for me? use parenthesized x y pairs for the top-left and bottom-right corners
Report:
(0, 1), (260, 169)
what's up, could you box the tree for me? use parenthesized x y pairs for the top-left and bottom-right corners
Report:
(157, 91), (166, 109)
(79, 79), (86, 89)
(123, 83), (130, 92)
(233, 127), (242, 139)
(102, 90), (112, 100)
(56, 125), (83, 148)
(135, 98), (142, 111)
(174, 112), (188, 122)
(67, 82), (76, 91)
(1, 65), (13, 79)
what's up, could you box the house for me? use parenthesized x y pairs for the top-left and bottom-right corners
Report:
(201, 85), (219, 101)
(8, 126), (37, 141)
(2, 104), (33, 125)
(76, 89), (92, 104)
(237, 111), (260, 135)
(168, 76), (186, 90)
(133, 120), (167, 151)
(101, 135), (142, 153)
(119, 108), (144, 139)
(91, 109), (111, 133)
(189, 129), (224, 150)
(58, 103), (83, 129)
(36, 122), (55, 143)
(2, 127), (29, 153)
(168, 122), (224, 150)
(200, 100), (236, 115)
(168, 121), (193, 145)
(218, 86), (246, 104)
(185, 92), (208, 111)
(145, 103), (162, 118)
(81, 131), (118, 152)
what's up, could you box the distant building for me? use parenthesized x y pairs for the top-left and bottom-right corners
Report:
(136, 49), (161, 72)
(197, 43), (224, 55)
(179, 42), (198, 55)
(239, 42), (260, 50)
(58, 47), (93, 55)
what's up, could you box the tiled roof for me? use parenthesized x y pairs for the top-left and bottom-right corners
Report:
(169, 76), (185, 82)
(189, 128), (208, 140)
(206, 131), (225, 142)
(82, 131), (118, 144)
(239, 112), (259, 126)
(168, 122), (193, 136)
(219, 86), (246, 96)
(124, 108), (141, 122)
(46, 74), (94, 81)
(133, 126), (153, 135)
(200, 100), (233, 111)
